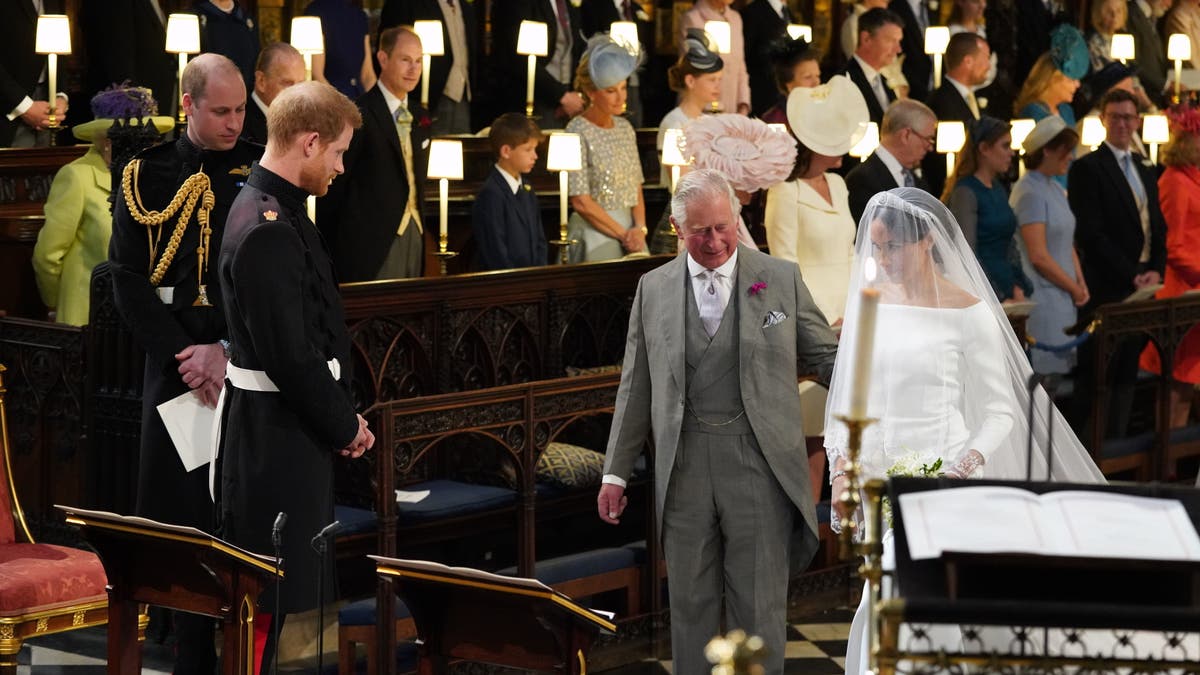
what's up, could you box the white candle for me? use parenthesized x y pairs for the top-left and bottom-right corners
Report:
(438, 177), (449, 253)
(178, 52), (188, 120)
(421, 53), (432, 107)
(47, 54), (57, 123)
(303, 52), (313, 82)
(526, 55), (537, 115)
(559, 170), (569, 243)
(933, 53), (942, 90)
(849, 260), (880, 418)
(946, 152), (956, 182)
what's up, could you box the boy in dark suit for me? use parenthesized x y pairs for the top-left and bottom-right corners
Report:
(472, 113), (547, 271)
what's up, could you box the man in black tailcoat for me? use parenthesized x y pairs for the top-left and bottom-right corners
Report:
(107, 53), (260, 675)
(216, 80), (372, 675)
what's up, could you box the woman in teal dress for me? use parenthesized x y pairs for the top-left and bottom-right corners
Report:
(945, 116), (1032, 302)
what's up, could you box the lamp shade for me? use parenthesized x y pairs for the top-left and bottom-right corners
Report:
(924, 26), (950, 55)
(705, 21), (732, 54)
(1169, 33), (1192, 61)
(1143, 113), (1170, 144)
(547, 133), (584, 172)
(1081, 114), (1106, 147)
(1010, 118), (1036, 150)
(661, 128), (687, 167)
(849, 122), (880, 158)
(786, 24), (813, 42)
(35, 15), (71, 55)
(1110, 33), (1135, 61)
(414, 20), (445, 56)
(610, 21), (639, 54)
(290, 17), (325, 54)
(517, 20), (549, 56)
(936, 121), (966, 153)
(165, 13), (201, 54)
(427, 139), (464, 180)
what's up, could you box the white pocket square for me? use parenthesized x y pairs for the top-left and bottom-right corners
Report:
(762, 311), (787, 328)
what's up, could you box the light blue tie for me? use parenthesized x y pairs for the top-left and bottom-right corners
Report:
(1123, 153), (1146, 206)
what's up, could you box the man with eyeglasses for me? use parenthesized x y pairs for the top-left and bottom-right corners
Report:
(846, 98), (937, 224)
(1068, 87), (1166, 437)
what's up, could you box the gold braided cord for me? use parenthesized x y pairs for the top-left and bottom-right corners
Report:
(121, 160), (216, 287)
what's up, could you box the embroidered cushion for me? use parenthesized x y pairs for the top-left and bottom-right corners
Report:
(535, 443), (605, 489)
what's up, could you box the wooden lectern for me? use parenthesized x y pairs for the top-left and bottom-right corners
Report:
(370, 555), (616, 674)
(57, 505), (282, 675)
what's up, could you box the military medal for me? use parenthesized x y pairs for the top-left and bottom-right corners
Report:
(194, 284), (211, 307)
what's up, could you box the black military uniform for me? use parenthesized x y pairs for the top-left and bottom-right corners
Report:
(217, 164), (358, 614)
(107, 132), (260, 672)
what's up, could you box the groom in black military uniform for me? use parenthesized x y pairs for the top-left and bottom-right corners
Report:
(107, 52), (260, 675)
(216, 80), (373, 675)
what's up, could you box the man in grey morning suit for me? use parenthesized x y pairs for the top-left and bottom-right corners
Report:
(597, 170), (839, 674)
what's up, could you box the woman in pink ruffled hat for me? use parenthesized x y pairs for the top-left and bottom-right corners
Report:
(649, 113), (797, 253)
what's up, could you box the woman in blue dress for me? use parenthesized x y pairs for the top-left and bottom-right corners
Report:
(1011, 116), (1090, 374)
(945, 116), (1032, 302)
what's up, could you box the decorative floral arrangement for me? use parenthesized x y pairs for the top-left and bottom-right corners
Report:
(1168, 104), (1200, 136)
(881, 452), (943, 528)
(682, 114), (797, 193)
(749, 281), (767, 296)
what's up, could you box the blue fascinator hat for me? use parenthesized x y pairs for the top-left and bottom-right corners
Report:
(585, 35), (641, 89)
(1049, 25), (1089, 80)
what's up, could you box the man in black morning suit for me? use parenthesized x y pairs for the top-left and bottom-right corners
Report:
(888, 0), (933, 101)
(379, 0), (477, 134)
(319, 26), (431, 281)
(741, 0), (793, 117)
(922, 32), (990, 197)
(842, 8), (904, 127)
(242, 42), (306, 145)
(1, 0), (64, 147)
(845, 99), (936, 223)
(490, 0), (587, 129)
(1068, 89), (1166, 436)
(83, 0), (177, 120)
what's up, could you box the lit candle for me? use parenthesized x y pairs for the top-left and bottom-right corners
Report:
(526, 55), (537, 116)
(849, 258), (880, 418)
(559, 171), (569, 243)
(439, 178), (449, 252)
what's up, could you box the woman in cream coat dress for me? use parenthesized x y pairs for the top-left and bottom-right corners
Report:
(765, 76), (869, 496)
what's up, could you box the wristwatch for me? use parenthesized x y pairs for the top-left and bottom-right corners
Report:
(219, 339), (232, 358)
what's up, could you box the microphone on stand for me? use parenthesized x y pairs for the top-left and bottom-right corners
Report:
(1026, 373), (1061, 482)
(1026, 373), (1043, 482)
(270, 512), (286, 675)
(312, 520), (341, 675)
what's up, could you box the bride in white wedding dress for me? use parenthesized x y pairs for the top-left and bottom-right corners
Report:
(824, 188), (1107, 675)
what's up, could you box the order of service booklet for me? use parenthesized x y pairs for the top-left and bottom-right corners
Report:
(899, 486), (1200, 562)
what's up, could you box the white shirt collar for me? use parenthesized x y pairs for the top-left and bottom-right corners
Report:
(874, 145), (907, 187)
(766, 0), (786, 17)
(853, 54), (883, 84)
(946, 75), (973, 100)
(251, 90), (269, 116)
(378, 81), (407, 117)
(495, 164), (523, 194)
(1105, 140), (1133, 162)
(1136, 0), (1152, 17)
(686, 247), (739, 279)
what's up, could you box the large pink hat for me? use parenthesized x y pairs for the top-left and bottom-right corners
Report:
(681, 114), (797, 193)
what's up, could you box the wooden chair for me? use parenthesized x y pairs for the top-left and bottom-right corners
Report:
(0, 364), (109, 673)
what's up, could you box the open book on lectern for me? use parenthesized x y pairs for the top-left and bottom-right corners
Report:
(898, 487), (1200, 562)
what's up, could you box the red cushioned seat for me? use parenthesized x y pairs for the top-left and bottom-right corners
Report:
(0, 543), (108, 617)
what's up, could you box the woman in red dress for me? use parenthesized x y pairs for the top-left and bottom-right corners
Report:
(1141, 105), (1200, 427)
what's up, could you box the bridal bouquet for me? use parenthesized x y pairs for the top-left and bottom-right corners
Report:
(881, 452), (943, 528)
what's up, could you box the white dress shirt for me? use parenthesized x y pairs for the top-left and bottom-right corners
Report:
(874, 145), (909, 188)
(495, 163), (523, 194)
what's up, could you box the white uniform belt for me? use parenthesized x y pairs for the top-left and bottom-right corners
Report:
(226, 358), (341, 390)
(156, 286), (174, 304)
(208, 357), (342, 499)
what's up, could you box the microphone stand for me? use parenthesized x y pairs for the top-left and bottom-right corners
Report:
(311, 520), (341, 675)
(271, 513), (287, 675)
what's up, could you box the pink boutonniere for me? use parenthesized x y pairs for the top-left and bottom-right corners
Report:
(749, 282), (767, 296)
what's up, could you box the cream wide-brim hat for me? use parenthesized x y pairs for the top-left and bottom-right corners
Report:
(785, 75), (870, 157)
(73, 116), (174, 142)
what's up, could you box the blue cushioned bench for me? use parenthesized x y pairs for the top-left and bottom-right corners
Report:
(337, 596), (414, 675)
